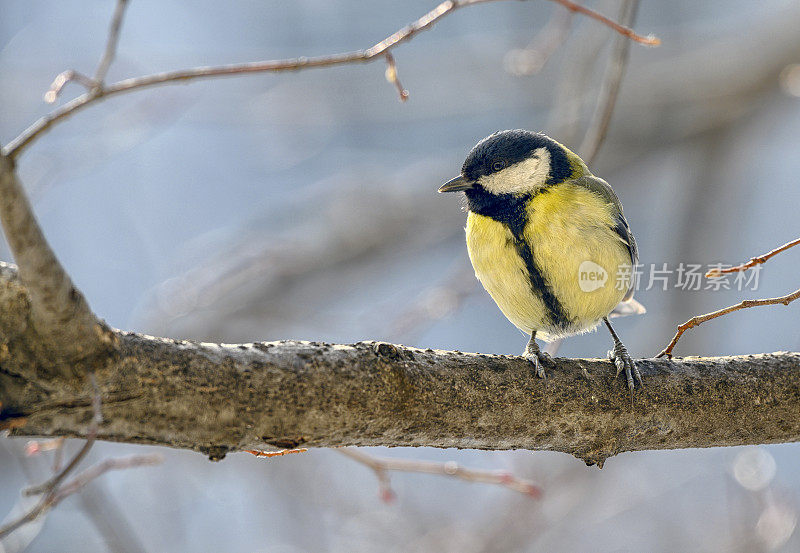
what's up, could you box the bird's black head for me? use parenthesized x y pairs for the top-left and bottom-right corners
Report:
(463, 130), (572, 187)
(438, 130), (577, 201)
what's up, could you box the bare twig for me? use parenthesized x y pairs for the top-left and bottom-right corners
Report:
(384, 53), (409, 102)
(553, 0), (657, 46)
(21, 426), (97, 497)
(0, 371), (161, 540)
(52, 438), (65, 473)
(504, 5), (574, 76)
(43, 70), (99, 103)
(94, 0), (130, 85)
(0, 376), (101, 539)
(656, 288), (800, 358)
(528, 4), (575, 65)
(51, 454), (163, 501)
(705, 237), (800, 277)
(43, 0), (129, 104)
(3, 0), (659, 159)
(22, 437), (65, 465)
(23, 374), (102, 497)
(338, 448), (542, 502)
(579, 0), (639, 164)
(0, 493), (54, 539)
(0, 454), (161, 539)
(338, 448), (396, 502)
(671, 232), (800, 364)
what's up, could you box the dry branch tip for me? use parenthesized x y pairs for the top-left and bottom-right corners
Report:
(384, 53), (409, 102)
(705, 237), (800, 277)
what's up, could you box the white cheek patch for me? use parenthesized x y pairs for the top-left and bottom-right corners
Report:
(478, 148), (552, 195)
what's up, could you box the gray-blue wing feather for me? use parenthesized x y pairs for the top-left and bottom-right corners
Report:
(575, 175), (638, 300)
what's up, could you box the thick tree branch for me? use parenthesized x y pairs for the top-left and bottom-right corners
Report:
(0, 153), (114, 375)
(2, 265), (798, 467)
(0, 374), (161, 540)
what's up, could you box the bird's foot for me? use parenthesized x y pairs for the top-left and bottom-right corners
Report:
(523, 343), (554, 379)
(607, 341), (642, 394)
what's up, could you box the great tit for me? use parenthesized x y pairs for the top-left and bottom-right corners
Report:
(439, 130), (642, 391)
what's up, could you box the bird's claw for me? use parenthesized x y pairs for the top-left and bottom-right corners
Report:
(607, 342), (642, 394)
(524, 348), (553, 379)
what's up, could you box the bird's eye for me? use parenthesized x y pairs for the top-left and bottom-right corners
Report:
(491, 161), (505, 172)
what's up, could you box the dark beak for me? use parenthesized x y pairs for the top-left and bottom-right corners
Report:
(438, 175), (474, 193)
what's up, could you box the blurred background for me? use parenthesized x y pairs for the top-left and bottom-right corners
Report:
(2, 0), (800, 551)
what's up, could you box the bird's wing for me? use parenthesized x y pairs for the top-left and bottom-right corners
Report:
(575, 175), (639, 300)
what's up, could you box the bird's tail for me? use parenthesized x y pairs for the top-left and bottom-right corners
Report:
(609, 297), (646, 318)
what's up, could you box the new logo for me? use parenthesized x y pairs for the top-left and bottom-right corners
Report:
(578, 261), (608, 292)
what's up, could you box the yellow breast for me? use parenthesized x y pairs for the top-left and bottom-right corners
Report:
(466, 211), (547, 334)
(465, 183), (631, 339)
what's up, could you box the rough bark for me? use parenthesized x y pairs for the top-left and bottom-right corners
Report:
(1, 265), (798, 466)
(0, 154), (115, 377)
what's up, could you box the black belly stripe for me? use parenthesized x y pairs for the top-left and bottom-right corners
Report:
(465, 188), (572, 329)
(511, 234), (572, 329)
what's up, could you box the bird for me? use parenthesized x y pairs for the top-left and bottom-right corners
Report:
(438, 130), (643, 391)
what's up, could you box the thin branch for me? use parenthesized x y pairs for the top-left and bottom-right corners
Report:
(527, 4), (574, 67)
(0, 493), (53, 539)
(51, 454), (163, 501)
(52, 438), (65, 473)
(94, 0), (130, 85)
(384, 53), (409, 102)
(3, 0), (659, 159)
(705, 237), (800, 277)
(656, 287), (800, 358)
(504, 5), (574, 76)
(337, 448), (542, 501)
(23, 374), (102, 497)
(579, 0), (639, 164)
(338, 448), (395, 502)
(0, 370), (160, 541)
(42, 0), (129, 104)
(552, 0), (658, 46)
(0, 376), (101, 539)
(43, 70), (99, 104)
(0, 454), (161, 539)
(0, 369), (160, 541)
